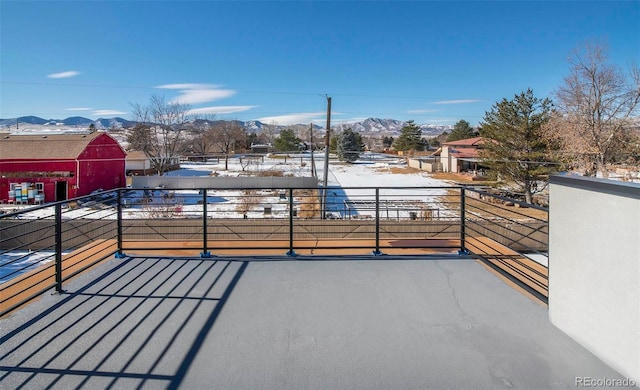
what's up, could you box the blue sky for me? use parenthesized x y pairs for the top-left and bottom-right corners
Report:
(1, 1), (638, 126)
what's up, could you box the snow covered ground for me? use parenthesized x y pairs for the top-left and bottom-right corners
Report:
(2, 153), (458, 281)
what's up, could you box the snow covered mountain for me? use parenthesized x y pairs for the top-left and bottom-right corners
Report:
(0, 116), (135, 130)
(0, 116), (450, 136)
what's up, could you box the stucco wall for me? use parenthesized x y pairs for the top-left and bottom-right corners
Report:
(549, 175), (640, 383)
(406, 158), (440, 173)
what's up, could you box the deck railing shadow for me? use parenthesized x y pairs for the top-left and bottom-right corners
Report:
(0, 256), (247, 389)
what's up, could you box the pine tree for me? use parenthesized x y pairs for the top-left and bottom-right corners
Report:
(393, 120), (426, 152)
(274, 129), (301, 152)
(480, 89), (557, 203)
(337, 128), (365, 163)
(446, 120), (475, 142)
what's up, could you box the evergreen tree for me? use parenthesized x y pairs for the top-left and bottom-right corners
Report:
(393, 120), (426, 152)
(337, 128), (365, 163)
(329, 130), (339, 153)
(274, 128), (301, 152)
(446, 120), (475, 142)
(480, 89), (557, 203)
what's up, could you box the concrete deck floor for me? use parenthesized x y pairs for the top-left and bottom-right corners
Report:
(0, 255), (631, 389)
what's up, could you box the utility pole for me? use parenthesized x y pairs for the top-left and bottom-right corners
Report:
(310, 123), (316, 178)
(321, 96), (331, 219)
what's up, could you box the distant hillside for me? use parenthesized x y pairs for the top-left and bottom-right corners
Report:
(336, 118), (450, 137)
(0, 116), (136, 130)
(0, 115), (450, 136)
(5, 116), (49, 125)
(62, 116), (93, 126)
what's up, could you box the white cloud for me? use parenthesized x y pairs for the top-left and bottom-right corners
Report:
(257, 112), (326, 126)
(93, 109), (127, 116)
(156, 83), (236, 105)
(432, 99), (482, 105)
(188, 106), (256, 115)
(47, 71), (80, 79)
(66, 107), (92, 111)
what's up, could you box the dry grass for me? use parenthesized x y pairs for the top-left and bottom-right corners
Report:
(429, 172), (479, 183)
(376, 167), (544, 219)
(382, 166), (416, 175)
(466, 197), (548, 221)
(236, 190), (265, 213)
(256, 169), (285, 177)
(438, 188), (548, 221)
(296, 189), (321, 218)
(372, 165), (491, 185)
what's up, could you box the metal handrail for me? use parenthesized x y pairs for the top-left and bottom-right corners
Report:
(1, 185), (549, 316)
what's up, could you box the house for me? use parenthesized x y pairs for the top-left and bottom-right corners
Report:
(250, 143), (273, 154)
(126, 150), (152, 175)
(438, 137), (486, 173)
(125, 151), (180, 176)
(0, 132), (126, 203)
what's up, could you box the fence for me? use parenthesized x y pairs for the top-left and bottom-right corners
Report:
(0, 185), (548, 316)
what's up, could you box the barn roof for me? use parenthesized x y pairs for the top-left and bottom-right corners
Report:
(0, 132), (117, 160)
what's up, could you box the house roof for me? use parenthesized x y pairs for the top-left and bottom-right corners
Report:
(125, 150), (148, 160)
(450, 148), (480, 158)
(0, 132), (117, 160)
(442, 136), (486, 147)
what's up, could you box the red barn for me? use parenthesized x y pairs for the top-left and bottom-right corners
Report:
(0, 132), (126, 204)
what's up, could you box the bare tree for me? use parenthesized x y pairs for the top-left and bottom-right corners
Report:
(296, 125), (311, 146)
(261, 122), (278, 145)
(184, 116), (217, 161)
(552, 41), (640, 176)
(129, 95), (191, 175)
(212, 121), (247, 170)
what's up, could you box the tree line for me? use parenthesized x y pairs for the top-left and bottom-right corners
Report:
(478, 41), (639, 202)
(391, 41), (639, 203)
(126, 41), (639, 205)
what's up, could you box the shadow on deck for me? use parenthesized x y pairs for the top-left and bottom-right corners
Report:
(0, 255), (626, 389)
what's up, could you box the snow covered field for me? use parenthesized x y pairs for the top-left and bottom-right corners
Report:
(162, 153), (454, 219)
(1, 153), (456, 282)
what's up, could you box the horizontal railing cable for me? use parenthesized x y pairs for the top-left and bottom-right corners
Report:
(1, 184), (549, 315)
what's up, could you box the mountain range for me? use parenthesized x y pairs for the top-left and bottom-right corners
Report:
(0, 116), (136, 129)
(0, 116), (451, 136)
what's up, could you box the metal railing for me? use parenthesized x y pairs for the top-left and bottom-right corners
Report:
(117, 186), (462, 256)
(1, 185), (548, 315)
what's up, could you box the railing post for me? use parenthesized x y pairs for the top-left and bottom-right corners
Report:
(373, 188), (383, 256)
(54, 202), (65, 293)
(459, 187), (469, 255)
(201, 189), (212, 258)
(287, 188), (296, 256)
(115, 189), (126, 258)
